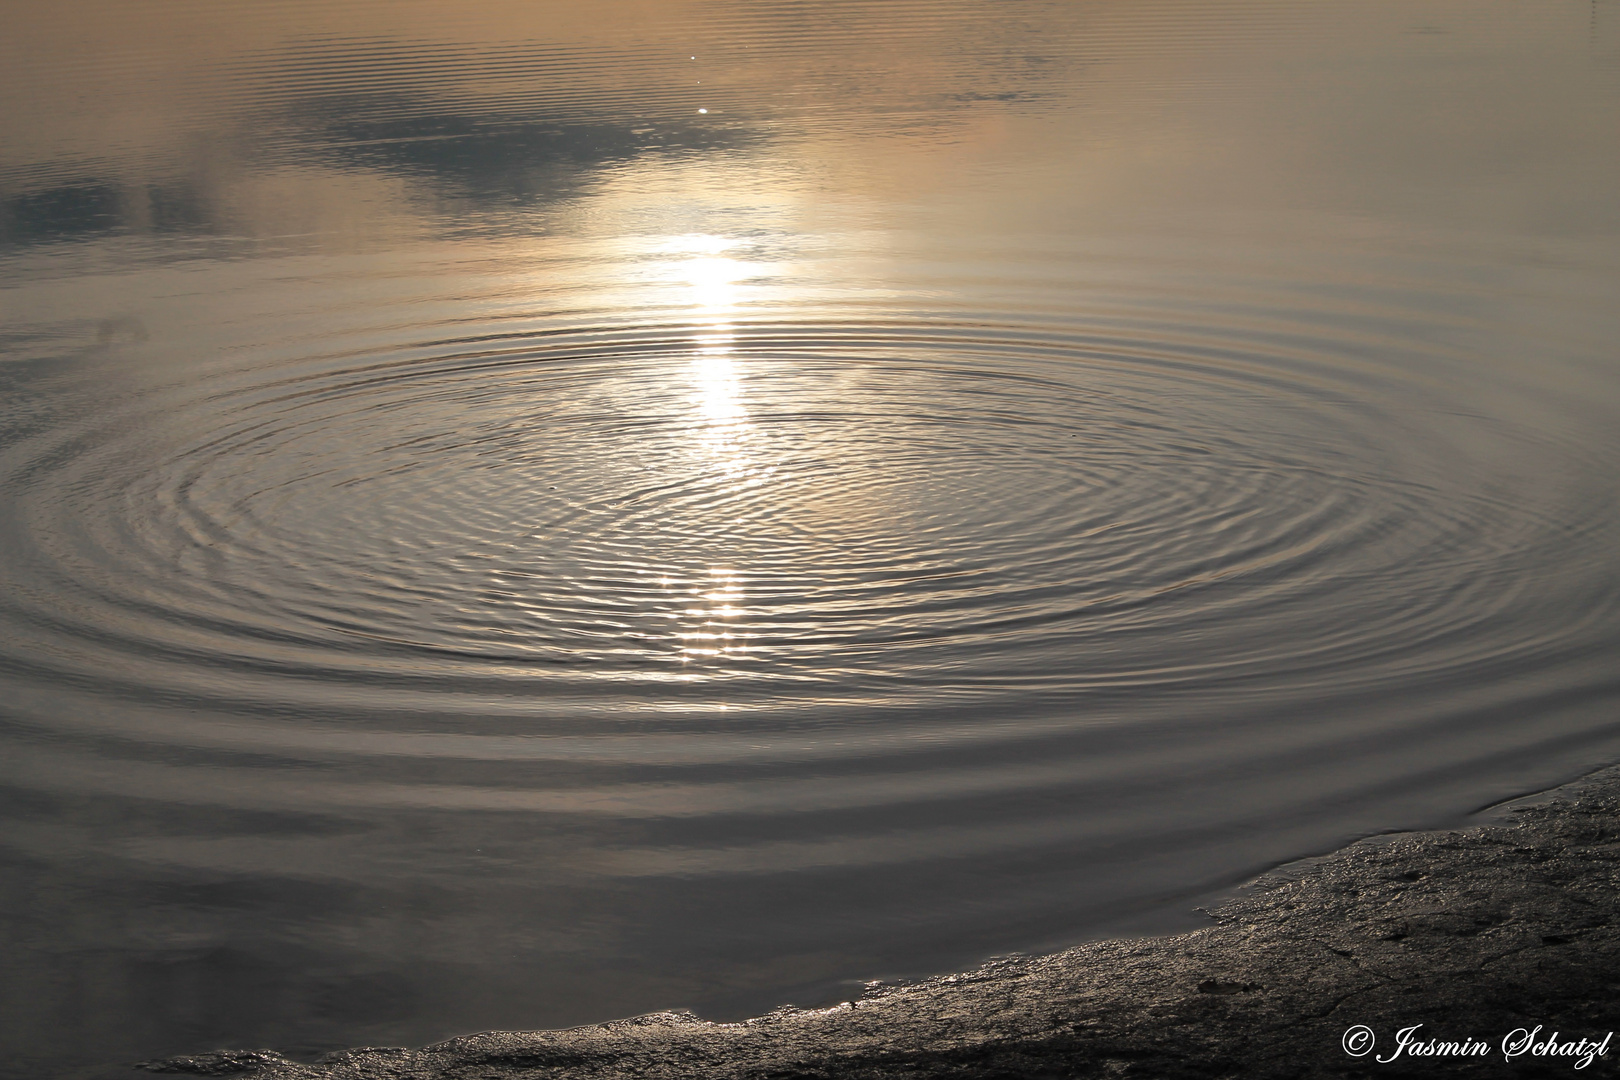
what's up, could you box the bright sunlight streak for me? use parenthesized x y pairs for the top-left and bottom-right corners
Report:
(657, 235), (772, 669)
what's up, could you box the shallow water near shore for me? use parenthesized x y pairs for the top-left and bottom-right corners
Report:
(2, 2), (1620, 1076)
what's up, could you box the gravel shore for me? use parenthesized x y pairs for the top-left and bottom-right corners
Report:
(141, 767), (1620, 1079)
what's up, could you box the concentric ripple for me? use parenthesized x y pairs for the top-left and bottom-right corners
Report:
(2, 245), (1619, 1058)
(8, 305), (1612, 716)
(7, 1), (1620, 1074)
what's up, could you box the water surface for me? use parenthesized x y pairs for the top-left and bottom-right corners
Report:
(2, 2), (1620, 1076)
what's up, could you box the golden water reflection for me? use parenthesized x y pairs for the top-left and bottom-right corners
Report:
(670, 237), (769, 669)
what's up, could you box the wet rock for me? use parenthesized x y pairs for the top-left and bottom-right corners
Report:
(137, 769), (1620, 1079)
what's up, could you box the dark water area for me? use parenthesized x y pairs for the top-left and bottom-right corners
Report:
(2, 2), (1619, 1076)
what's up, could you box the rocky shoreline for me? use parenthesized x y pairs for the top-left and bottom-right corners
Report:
(143, 768), (1620, 1079)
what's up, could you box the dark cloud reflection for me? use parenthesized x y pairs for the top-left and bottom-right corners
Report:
(1, 107), (755, 249)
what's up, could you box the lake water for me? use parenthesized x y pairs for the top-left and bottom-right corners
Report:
(3, 1), (1619, 1075)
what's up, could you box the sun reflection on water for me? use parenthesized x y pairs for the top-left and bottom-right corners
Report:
(675, 567), (749, 661)
(663, 235), (773, 670)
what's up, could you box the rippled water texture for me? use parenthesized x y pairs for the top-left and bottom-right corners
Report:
(3, 1), (1620, 1075)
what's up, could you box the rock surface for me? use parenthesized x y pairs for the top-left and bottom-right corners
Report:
(140, 770), (1620, 1079)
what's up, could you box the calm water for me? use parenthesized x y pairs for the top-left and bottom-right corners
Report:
(3, 1), (1620, 1075)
